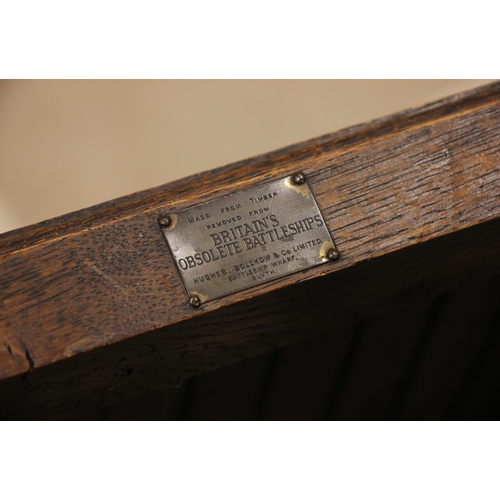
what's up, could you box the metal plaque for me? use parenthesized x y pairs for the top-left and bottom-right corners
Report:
(159, 174), (338, 304)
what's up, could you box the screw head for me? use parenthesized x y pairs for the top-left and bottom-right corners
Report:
(158, 215), (172, 227)
(189, 295), (201, 308)
(292, 172), (306, 185)
(326, 248), (340, 261)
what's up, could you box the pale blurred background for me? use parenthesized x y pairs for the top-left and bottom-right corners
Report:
(0, 80), (493, 234)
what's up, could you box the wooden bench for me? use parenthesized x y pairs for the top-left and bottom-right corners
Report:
(1, 81), (500, 419)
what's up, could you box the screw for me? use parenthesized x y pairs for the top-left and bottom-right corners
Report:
(158, 215), (172, 227)
(326, 248), (340, 261)
(292, 172), (306, 185)
(189, 295), (201, 308)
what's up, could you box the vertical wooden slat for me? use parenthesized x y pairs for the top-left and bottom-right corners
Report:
(330, 297), (439, 420)
(395, 277), (500, 419)
(185, 353), (272, 420)
(258, 323), (355, 420)
(323, 321), (365, 419)
(451, 308), (500, 419)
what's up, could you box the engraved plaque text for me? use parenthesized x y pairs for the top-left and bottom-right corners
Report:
(159, 175), (337, 303)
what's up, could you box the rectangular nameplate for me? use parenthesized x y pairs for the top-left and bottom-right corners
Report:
(160, 174), (337, 304)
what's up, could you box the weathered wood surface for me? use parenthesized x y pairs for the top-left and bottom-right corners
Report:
(78, 279), (500, 421)
(2, 82), (500, 418)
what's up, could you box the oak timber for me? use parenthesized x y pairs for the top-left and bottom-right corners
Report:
(1, 82), (500, 418)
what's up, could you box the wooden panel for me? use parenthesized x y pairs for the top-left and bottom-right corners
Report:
(2, 82), (500, 418)
(258, 322), (355, 420)
(328, 297), (440, 420)
(68, 280), (500, 421)
(78, 386), (187, 421)
(185, 353), (272, 421)
(394, 277), (500, 419)
(452, 313), (500, 420)
(441, 280), (500, 420)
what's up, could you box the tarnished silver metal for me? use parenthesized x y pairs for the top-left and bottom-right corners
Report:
(159, 175), (338, 304)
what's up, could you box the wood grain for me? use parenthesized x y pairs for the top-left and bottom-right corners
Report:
(2, 81), (500, 418)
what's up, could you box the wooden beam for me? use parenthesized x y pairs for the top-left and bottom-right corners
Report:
(1, 82), (500, 418)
